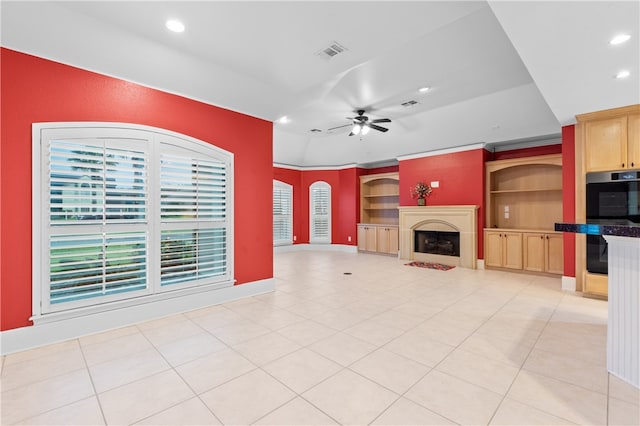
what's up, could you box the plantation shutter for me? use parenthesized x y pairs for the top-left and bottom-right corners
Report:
(310, 182), (331, 243)
(273, 181), (293, 245)
(37, 124), (234, 318)
(46, 137), (149, 311)
(159, 153), (228, 287)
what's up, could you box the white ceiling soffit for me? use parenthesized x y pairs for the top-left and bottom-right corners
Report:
(489, 0), (640, 125)
(1, 1), (569, 167)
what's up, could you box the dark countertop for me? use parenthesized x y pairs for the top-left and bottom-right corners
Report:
(555, 223), (640, 238)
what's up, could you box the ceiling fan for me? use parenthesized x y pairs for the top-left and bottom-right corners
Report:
(329, 110), (392, 136)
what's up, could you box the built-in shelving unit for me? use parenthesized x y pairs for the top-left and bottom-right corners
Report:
(360, 172), (399, 225)
(359, 172), (399, 255)
(484, 154), (563, 275)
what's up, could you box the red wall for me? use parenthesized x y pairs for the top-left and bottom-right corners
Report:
(273, 167), (304, 244)
(491, 144), (562, 161)
(273, 167), (359, 245)
(399, 149), (488, 258)
(1, 49), (274, 331)
(561, 126), (576, 277)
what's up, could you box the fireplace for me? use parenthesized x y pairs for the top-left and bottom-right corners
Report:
(414, 230), (460, 257)
(399, 205), (478, 269)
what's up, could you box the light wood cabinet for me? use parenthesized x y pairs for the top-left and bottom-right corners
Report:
(486, 230), (562, 274)
(584, 114), (640, 171)
(575, 105), (640, 298)
(358, 224), (398, 255)
(523, 232), (564, 274)
(376, 226), (399, 255)
(484, 230), (522, 270)
(359, 172), (399, 255)
(484, 154), (563, 275)
(629, 114), (640, 168)
(357, 225), (377, 252)
(584, 273), (608, 298)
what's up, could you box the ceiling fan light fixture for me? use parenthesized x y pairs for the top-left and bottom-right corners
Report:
(418, 86), (430, 93)
(361, 125), (371, 135)
(352, 124), (362, 135)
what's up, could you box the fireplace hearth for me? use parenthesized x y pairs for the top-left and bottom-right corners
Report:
(414, 230), (460, 257)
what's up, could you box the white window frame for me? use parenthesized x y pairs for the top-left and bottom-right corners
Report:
(273, 180), (293, 246)
(309, 181), (331, 244)
(32, 122), (234, 323)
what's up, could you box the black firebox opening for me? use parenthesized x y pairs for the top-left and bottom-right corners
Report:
(414, 230), (460, 257)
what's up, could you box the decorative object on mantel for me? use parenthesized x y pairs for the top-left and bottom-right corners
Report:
(405, 261), (454, 271)
(410, 181), (432, 206)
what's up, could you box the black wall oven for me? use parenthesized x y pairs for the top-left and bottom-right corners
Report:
(586, 170), (640, 274)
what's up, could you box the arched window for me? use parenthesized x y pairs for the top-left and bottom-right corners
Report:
(33, 123), (234, 318)
(273, 180), (293, 246)
(309, 181), (331, 243)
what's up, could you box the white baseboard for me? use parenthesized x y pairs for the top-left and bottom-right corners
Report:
(477, 259), (485, 270)
(562, 276), (577, 292)
(0, 278), (274, 356)
(274, 243), (358, 254)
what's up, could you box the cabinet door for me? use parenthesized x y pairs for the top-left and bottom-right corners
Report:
(502, 232), (523, 270)
(628, 114), (640, 169)
(584, 273), (608, 298)
(357, 225), (371, 251)
(387, 227), (399, 254)
(364, 227), (377, 251)
(585, 117), (628, 172)
(376, 227), (390, 254)
(484, 231), (504, 268)
(545, 233), (564, 275)
(523, 233), (545, 272)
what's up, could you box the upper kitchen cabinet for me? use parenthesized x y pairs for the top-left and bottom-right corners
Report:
(580, 106), (640, 172)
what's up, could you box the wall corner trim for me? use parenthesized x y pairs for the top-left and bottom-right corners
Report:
(0, 278), (274, 356)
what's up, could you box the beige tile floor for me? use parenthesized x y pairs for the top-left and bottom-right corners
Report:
(2, 251), (639, 425)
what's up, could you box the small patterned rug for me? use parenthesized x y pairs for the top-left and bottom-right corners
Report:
(405, 261), (455, 271)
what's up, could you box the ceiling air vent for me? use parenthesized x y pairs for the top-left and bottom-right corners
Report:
(401, 100), (419, 107)
(316, 42), (347, 60)
(310, 128), (322, 133)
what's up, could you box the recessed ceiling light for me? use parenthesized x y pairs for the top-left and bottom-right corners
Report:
(610, 34), (631, 45)
(166, 20), (185, 33)
(418, 87), (430, 93)
(616, 70), (630, 79)
(277, 116), (289, 124)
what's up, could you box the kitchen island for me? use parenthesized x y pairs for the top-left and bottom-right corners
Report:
(555, 223), (639, 389)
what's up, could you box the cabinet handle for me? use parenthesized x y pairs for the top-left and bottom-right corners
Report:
(622, 163), (625, 167)
(540, 235), (543, 239)
(632, 162), (635, 167)
(546, 235), (549, 240)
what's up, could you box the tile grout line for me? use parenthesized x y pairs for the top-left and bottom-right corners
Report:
(134, 320), (227, 426)
(78, 338), (109, 426)
(485, 282), (576, 426)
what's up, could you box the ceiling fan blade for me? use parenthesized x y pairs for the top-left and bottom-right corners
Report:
(327, 123), (353, 131)
(371, 118), (391, 124)
(348, 131), (357, 136)
(369, 124), (389, 132)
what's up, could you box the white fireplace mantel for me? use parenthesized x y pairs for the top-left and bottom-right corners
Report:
(399, 205), (479, 269)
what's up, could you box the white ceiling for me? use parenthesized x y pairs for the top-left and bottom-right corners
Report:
(2, 1), (638, 167)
